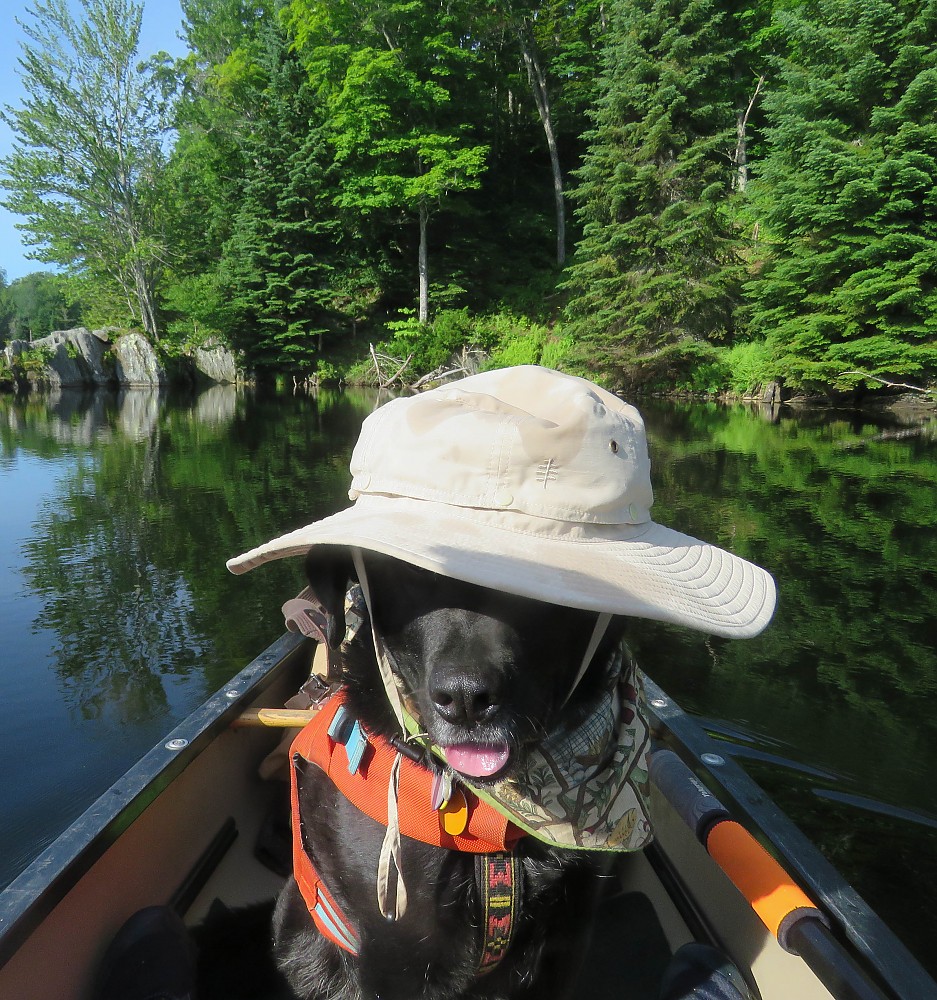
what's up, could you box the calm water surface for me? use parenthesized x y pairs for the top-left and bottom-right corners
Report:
(1, 386), (935, 972)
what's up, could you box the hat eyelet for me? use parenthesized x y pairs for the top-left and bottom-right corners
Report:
(609, 440), (619, 454)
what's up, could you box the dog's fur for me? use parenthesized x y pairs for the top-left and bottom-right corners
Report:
(273, 547), (628, 1000)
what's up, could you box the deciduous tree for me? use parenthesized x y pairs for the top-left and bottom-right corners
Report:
(286, 0), (488, 324)
(0, 0), (174, 338)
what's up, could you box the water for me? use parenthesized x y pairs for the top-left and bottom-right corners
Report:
(1, 386), (935, 973)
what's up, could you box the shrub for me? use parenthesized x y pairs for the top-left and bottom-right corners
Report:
(724, 340), (776, 396)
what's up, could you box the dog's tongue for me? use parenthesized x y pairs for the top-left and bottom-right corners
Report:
(442, 743), (510, 779)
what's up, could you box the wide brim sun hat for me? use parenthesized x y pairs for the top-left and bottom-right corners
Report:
(227, 365), (776, 638)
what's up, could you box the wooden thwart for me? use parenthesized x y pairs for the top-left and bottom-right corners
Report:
(233, 707), (319, 729)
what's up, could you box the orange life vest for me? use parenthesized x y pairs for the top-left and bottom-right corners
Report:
(289, 690), (524, 960)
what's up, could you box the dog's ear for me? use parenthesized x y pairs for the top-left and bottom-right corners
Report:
(302, 545), (355, 649)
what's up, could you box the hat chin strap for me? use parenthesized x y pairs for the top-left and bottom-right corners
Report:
(563, 612), (613, 707)
(351, 548), (409, 921)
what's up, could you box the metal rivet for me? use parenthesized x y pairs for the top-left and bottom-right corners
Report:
(225, 689), (239, 700)
(701, 753), (725, 767)
(650, 698), (667, 709)
(165, 738), (188, 751)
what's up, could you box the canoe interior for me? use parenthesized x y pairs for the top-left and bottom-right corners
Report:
(0, 634), (933, 1000)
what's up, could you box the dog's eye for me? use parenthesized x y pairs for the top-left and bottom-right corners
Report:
(609, 440), (619, 453)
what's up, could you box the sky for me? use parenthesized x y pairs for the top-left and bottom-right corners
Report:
(0, 0), (188, 283)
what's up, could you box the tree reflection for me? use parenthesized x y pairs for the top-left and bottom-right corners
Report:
(2, 385), (374, 725)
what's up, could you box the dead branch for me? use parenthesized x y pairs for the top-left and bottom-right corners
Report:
(410, 365), (468, 389)
(838, 372), (936, 395)
(369, 343), (415, 388)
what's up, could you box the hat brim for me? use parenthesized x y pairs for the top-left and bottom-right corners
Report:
(226, 495), (776, 639)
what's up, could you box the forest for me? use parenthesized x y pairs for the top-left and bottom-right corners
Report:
(1, 0), (936, 396)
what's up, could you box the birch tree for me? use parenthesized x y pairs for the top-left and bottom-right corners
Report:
(1, 0), (172, 338)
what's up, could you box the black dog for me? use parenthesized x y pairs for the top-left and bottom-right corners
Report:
(273, 547), (629, 1000)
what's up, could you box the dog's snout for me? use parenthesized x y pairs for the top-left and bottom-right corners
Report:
(429, 664), (503, 727)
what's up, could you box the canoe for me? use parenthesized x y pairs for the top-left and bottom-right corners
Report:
(0, 631), (934, 1000)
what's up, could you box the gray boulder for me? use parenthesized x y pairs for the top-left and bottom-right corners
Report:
(111, 332), (168, 386)
(192, 339), (237, 384)
(3, 327), (111, 388)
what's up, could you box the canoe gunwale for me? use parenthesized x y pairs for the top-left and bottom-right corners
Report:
(0, 631), (309, 971)
(644, 674), (937, 1000)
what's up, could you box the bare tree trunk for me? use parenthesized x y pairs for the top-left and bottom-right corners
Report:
(418, 202), (429, 324)
(132, 260), (159, 340)
(733, 76), (765, 193)
(518, 24), (565, 267)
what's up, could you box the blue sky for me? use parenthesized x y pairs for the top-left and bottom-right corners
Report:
(0, 0), (188, 283)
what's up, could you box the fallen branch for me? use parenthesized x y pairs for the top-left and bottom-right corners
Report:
(838, 372), (936, 395)
(383, 353), (414, 388)
(369, 344), (413, 388)
(410, 365), (468, 389)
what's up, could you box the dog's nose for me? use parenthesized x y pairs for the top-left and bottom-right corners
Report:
(429, 665), (502, 726)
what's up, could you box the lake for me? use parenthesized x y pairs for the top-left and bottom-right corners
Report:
(1, 384), (935, 974)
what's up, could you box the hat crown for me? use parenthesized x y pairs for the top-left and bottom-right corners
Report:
(349, 366), (653, 525)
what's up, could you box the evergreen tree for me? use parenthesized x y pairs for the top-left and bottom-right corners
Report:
(217, 20), (339, 369)
(562, 0), (745, 390)
(745, 0), (937, 391)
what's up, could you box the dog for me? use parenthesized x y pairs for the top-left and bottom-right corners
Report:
(225, 366), (775, 998)
(271, 546), (630, 1000)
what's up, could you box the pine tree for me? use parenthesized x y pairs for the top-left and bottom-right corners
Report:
(218, 20), (339, 370)
(746, 0), (937, 391)
(562, 0), (745, 390)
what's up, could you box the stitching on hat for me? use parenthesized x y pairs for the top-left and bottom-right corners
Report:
(487, 415), (512, 505)
(536, 458), (558, 488)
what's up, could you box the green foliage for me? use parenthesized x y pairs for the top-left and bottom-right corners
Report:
(381, 307), (478, 373)
(724, 339), (776, 395)
(745, 0), (937, 391)
(160, 272), (230, 345)
(285, 0), (488, 323)
(10, 344), (56, 375)
(3, 0), (933, 394)
(481, 314), (570, 370)
(1, 0), (172, 338)
(562, 0), (747, 391)
(0, 271), (79, 341)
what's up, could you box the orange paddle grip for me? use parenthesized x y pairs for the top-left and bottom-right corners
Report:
(706, 818), (821, 941)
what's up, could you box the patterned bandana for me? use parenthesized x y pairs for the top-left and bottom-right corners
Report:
(402, 641), (653, 854)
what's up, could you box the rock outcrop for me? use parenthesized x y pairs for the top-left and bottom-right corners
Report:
(111, 331), (169, 386)
(192, 339), (237, 384)
(2, 327), (239, 389)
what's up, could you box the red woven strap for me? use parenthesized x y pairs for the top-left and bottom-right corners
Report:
(291, 691), (524, 853)
(475, 853), (522, 974)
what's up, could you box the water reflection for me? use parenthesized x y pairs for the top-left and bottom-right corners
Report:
(0, 385), (378, 886)
(1, 388), (936, 972)
(623, 401), (937, 966)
